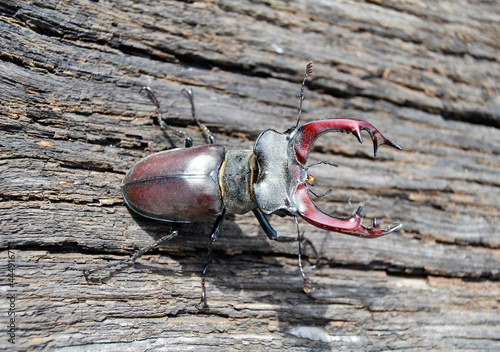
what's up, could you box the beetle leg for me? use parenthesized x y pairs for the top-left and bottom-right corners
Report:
(294, 184), (403, 238)
(199, 209), (226, 308)
(83, 228), (179, 281)
(182, 88), (216, 144)
(300, 237), (320, 269)
(295, 216), (313, 293)
(252, 209), (296, 242)
(254, 210), (320, 292)
(140, 86), (194, 147)
(294, 218), (322, 293)
(293, 118), (402, 164)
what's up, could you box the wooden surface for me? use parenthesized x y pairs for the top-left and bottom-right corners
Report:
(1, 1), (499, 351)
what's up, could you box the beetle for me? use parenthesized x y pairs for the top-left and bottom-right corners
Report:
(84, 62), (402, 307)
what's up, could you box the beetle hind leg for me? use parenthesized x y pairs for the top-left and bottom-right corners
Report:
(140, 86), (217, 147)
(140, 86), (194, 147)
(182, 88), (216, 145)
(83, 227), (179, 281)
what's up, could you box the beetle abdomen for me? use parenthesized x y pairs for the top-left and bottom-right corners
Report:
(121, 145), (225, 222)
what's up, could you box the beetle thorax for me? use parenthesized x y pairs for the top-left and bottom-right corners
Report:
(220, 149), (258, 214)
(252, 128), (309, 217)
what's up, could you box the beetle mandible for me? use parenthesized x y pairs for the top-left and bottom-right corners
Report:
(85, 62), (402, 307)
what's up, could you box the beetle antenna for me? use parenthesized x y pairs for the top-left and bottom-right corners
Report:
(83, 229), (179, 281)
(182, 88), (216, 145)
(140, 86), (193, 148)
(296, 61), (314, 128)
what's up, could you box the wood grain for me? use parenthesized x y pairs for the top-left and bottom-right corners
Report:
(1, 0), (499, 350)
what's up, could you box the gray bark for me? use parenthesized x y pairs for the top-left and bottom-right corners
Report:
(1, 0), (499, 351)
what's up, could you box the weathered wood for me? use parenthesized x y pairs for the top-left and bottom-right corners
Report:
(1, 0), (499, 350)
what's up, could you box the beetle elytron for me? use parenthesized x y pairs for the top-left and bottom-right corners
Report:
(85, 62), (402, 307)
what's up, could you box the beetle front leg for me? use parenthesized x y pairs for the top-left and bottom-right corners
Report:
(252, 209), (296, 242)
(199, 209), (226, 308)
(253, 210), (320, 292)
(252, 209), (320, 262)
(295, 216), (313, 293)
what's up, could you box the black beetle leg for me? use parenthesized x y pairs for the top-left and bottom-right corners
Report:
(252, 209), (297, 242)
(300, 237), (320, 269)
(182, 88), (216, 145)
(199, 209), (226, 308)
(295, 216), (310, 292)
(253, 209), (319, 293)
(83, 228), (179, 281)
(294, 216), (322, 293)
(140, 86), (193, 148)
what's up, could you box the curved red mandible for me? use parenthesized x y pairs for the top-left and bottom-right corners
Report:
(293, 184), (402, 238)
(291, 118), (402, 237)
(293, 118), (401, 164)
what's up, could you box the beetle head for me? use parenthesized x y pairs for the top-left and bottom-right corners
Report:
(252, 118), (402, 238)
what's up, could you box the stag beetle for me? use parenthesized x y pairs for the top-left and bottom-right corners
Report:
(85, 62), (402, 307)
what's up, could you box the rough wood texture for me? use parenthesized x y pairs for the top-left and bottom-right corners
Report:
(1, 1), (499, 351)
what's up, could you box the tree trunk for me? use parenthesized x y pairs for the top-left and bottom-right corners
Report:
(1, 1), (499, 350)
